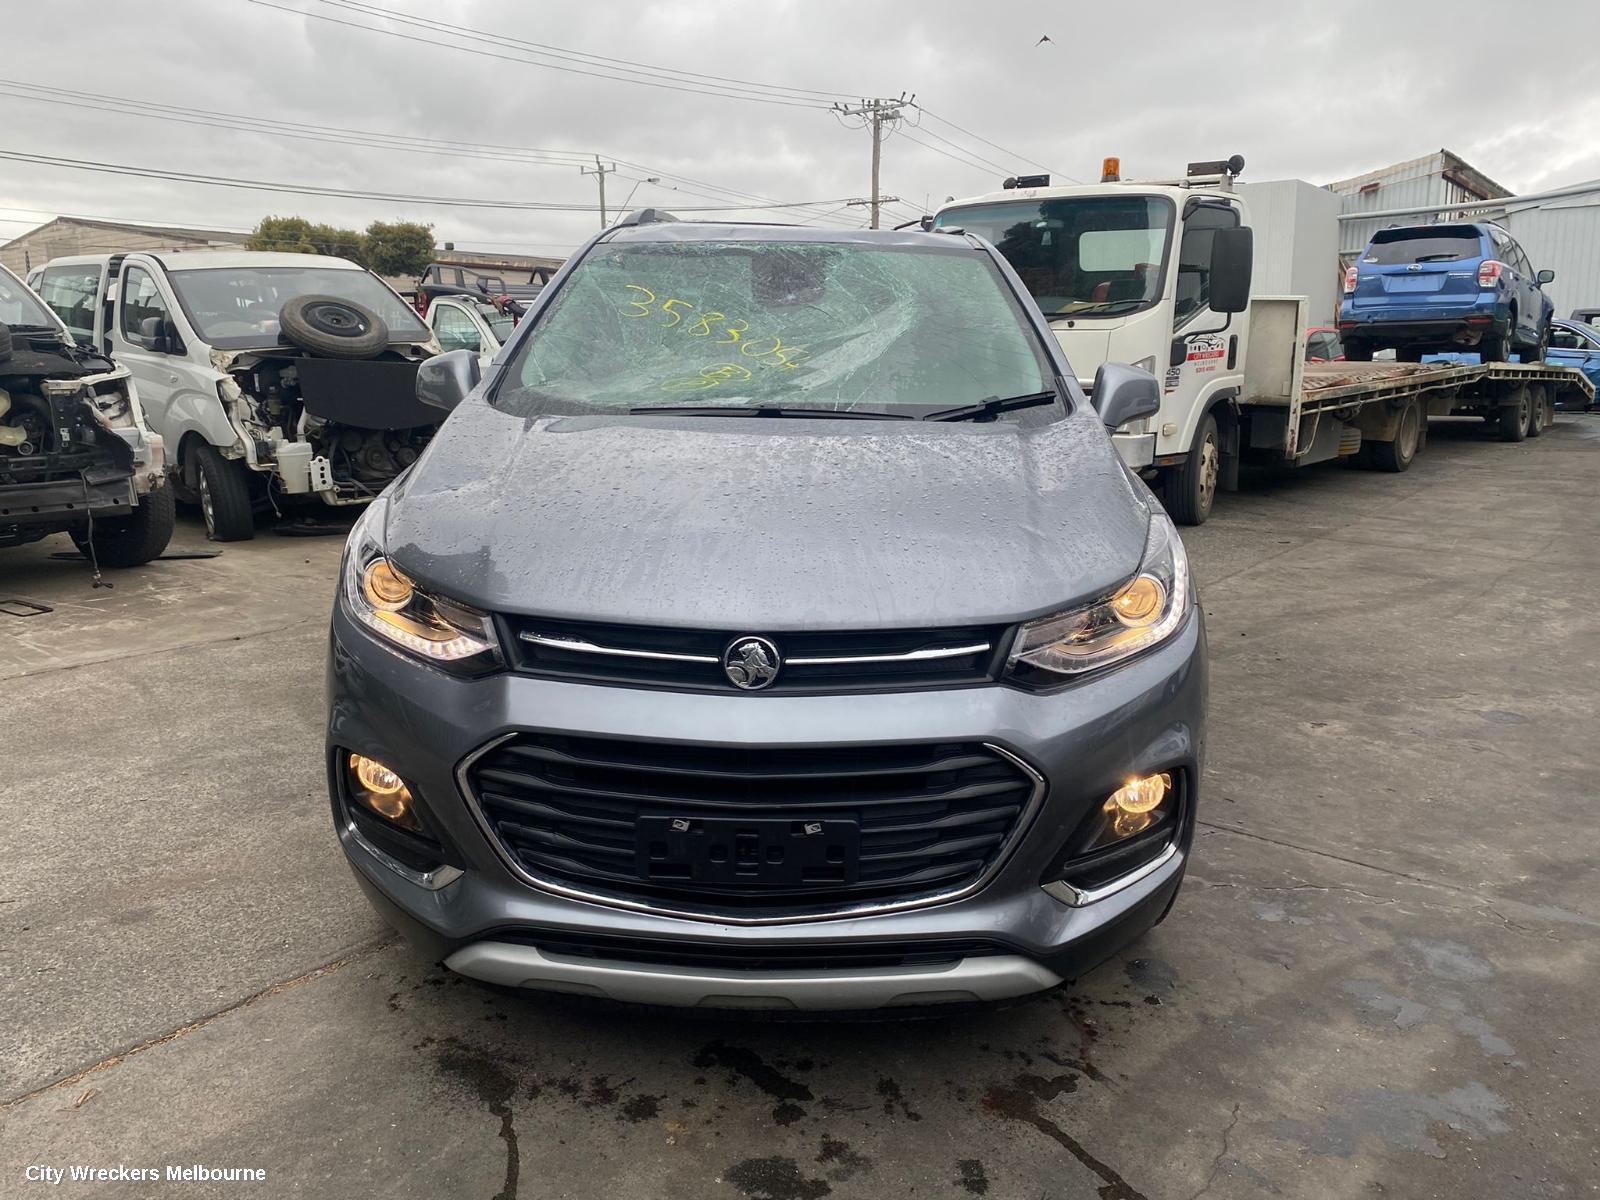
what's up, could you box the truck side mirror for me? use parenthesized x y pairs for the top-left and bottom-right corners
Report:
(1537, 269), (1555, 285)
(1208, 227), (1253, 313)
(417, 348), (481, 412)
(1092, 361), (1161, 430)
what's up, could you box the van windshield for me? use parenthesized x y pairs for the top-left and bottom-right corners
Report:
(166, 266), (430, 348)
(934, 196), (1174, 317)
(494, 238), (1052, 417)
(1363, 228), (1482, 264)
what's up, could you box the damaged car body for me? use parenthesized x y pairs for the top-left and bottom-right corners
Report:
(30, 251), (442, 541)
(326, 218), (1204, 1013)
(0, 263), (172, 567)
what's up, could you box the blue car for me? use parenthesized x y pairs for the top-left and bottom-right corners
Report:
(1339, 222), (1554, 363)
(1547, 318), (1600, 408)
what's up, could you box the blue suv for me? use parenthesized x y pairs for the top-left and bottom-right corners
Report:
(1339, 222), (1554, 363)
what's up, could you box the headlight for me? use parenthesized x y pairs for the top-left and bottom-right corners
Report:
(1008, 512), (1191, 680)
(341, 503), (502, 675)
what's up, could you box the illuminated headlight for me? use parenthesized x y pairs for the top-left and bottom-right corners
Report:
(341, 502), (502, 674)
(1008, 512), (1191, 680)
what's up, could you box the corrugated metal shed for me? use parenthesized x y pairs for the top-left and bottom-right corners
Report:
(1326, 150), (1510, 261)
(1502, 190), (1600, 318)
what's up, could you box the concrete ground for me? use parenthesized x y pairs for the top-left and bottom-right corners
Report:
(2, 416), (1597, 1200)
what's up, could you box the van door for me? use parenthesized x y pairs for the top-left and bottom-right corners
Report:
(112, 264), (221, 455)
(429, 299), (490, 369)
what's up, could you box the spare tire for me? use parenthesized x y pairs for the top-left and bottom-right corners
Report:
(0, 321), (12, 363)
(278, 295), (389, 359)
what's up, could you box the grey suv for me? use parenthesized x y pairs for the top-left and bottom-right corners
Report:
(326, 215), (1207, 1011)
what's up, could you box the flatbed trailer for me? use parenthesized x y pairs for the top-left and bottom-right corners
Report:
(1236, 297), (1594, 472)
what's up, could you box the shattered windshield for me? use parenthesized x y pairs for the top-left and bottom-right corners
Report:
(166, 266), (431, 349)
(493, 238), (1051, 417)
(935, 196), (1174, 318)
(0, 265), (57, 329)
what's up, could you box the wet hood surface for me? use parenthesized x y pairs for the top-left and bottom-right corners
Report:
(383, 398), (1151, 629)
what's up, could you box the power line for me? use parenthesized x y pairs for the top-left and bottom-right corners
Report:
(912, 104), (1079, 183)
(0, 149), (860, 215)
(311, 0), (856, 102)
(0, 78), (830, 217)
(248, 0), (839, 110)
(892, 128), (1005, 178)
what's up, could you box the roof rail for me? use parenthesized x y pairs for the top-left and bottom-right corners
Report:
(614, 208), (680, 227)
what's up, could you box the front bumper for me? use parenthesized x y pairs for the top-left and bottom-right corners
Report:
(327, 599), (1206, 1009)
(0, 471), (135, 527)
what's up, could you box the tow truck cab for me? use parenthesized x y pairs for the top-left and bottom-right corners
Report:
(934, 159), (1338, 523)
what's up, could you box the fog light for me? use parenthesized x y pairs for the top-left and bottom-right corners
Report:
(348, 753), (419, 830)
(1104, 772), (1171, 838)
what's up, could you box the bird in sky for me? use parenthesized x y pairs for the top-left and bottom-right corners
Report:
(1036, 34), (1053, 46)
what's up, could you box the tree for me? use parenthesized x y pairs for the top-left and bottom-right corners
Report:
(362, 221), (436, 277)
(246, 216), (365, 263)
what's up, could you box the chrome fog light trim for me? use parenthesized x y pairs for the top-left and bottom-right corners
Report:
(1042, 842), (1181, 908)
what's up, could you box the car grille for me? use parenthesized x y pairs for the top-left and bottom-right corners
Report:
(464, 734), (1042, 919)
(500, 616), (1008, 693)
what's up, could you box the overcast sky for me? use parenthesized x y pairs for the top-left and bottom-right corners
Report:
(3, 0), (1595, 260)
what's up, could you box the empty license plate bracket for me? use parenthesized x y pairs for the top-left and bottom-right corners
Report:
(636, 816), (860, 886)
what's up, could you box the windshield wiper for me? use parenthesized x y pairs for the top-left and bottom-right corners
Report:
(627, 404), (914, 420)
(1045, 298), (1148, 317)
(925, 390), (1058, 422)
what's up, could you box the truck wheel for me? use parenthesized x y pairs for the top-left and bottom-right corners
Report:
(72, 486), (176, 568)
(1367, 400), (1421, 472)
(1498, 387), (1531, 442)
(1525, 385), (1547, 438)
(1162, 412), (1219, 526)
(1344, 343), (1373, 362)
(195, 444), (257, 541)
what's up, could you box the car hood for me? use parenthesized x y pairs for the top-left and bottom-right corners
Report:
(383, 398), (1152, 629)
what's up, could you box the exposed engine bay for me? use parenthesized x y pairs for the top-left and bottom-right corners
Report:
(0, 327), (166, 550)
(216, 344), (438, 504)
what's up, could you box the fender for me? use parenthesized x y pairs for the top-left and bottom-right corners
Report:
(1167, 383), (1240, 462)
(162, 373), (251, 464)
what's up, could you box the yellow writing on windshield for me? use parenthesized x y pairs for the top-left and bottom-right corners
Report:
(620, 286), (812, 378)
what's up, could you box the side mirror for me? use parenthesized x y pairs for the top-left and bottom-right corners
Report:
(1092, 361), (1161, 430)
(417, 348), (481, 413)
(1208, 227), (1254, 313)
(138, 315), (180, 354)
(1537, 269), (1555, 285)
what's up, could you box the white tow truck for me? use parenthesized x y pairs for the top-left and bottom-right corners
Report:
(934, 158), (1594, 523)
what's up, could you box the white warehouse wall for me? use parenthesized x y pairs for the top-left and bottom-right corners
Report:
(1502, 193), (1600, 319)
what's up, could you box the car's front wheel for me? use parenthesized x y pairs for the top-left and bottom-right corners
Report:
(1344, 342), (1374, 362)
(194, 444), (257, 541)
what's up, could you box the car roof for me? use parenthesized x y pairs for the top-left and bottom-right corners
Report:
(35, 250), (367, 272)
(155, 251), (366, 271)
